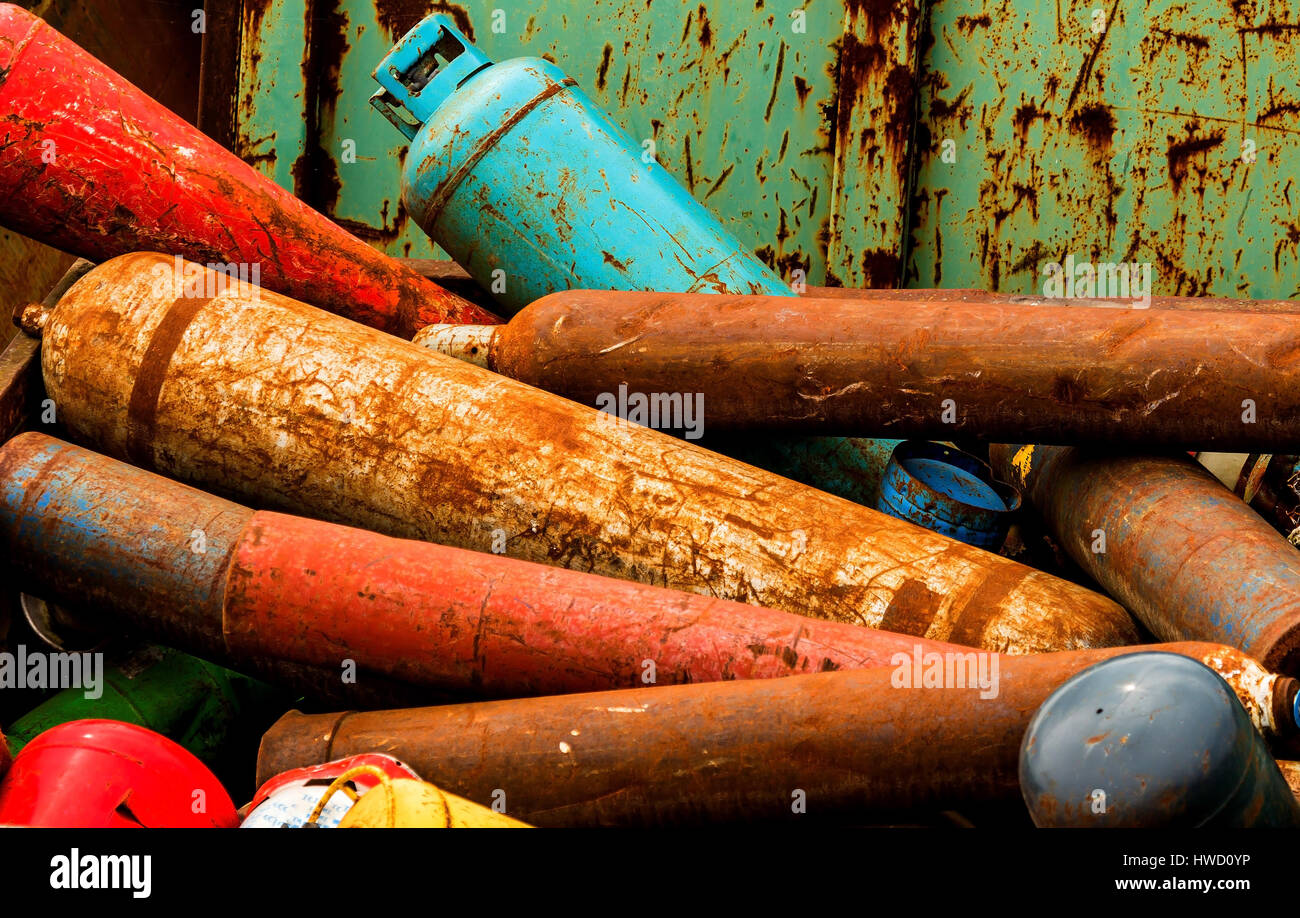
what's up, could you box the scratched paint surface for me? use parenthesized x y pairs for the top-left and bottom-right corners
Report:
(909, 0), (1300, 297)
(233, 0), (911, 285)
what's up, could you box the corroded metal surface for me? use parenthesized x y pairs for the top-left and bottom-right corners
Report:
(229, 1), (915, 287)
(0, 0), (199, 335)
(826, 0), (922, 287)
(38, 253), (1139, 655)
(422, 289), (1300, 450)
(4, 432), (991, 700)
(223, 3), (1300, 295)
(910, 2), (1300, 299)
(993, 443), (1300, 676)
(256, 641), (1295, 827)
(0, 4), (492, 338)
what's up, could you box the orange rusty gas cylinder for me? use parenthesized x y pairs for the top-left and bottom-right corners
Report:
(26, 252), (1138, 655)
(256, 642), (1299, 827)
(1, 433), (1003, 697)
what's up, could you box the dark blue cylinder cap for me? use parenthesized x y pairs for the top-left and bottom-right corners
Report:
(1020, 652), (1300, 827)
(875, 440), (1021, 550)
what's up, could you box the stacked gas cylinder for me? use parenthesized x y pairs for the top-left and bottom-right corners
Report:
(2, 5), (1300, 828)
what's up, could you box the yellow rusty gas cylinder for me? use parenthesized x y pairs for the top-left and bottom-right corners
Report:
(29, 252), (1139, 655)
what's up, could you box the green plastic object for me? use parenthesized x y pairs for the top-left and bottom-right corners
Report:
(6, 645), (285, 774)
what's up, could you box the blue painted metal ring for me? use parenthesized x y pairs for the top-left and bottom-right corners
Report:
(876, 440), (1021, 550)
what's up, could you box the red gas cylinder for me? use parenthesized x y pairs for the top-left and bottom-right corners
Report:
(0, 720), (237, 827)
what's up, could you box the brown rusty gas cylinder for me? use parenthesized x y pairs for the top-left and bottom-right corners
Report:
(415, 290), (1300, 450)
(29, 252), (1137, 655)
(993, 444), (1300, 675)
(256, 642), (1298, 827)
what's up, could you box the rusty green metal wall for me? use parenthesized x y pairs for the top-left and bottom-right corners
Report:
(225, 0), (1300, 297)
(227, 0), (919, 287)
(910, 0), (1300, 298)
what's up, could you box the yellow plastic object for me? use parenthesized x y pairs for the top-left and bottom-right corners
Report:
(306, 764), (530, 828)
(339, 778), (531, 828)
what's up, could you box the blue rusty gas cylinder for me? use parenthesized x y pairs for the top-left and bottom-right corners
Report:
(1020, 652), (1300, 827)
(369, 14), (791, 314)
(876, 441), (1021, 550)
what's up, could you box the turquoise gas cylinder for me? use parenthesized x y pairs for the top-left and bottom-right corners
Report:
(370, 14), (790, 314)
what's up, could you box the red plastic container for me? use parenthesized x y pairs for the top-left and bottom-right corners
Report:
(0, 720), (238, 827)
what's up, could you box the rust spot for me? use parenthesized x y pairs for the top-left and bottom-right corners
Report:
(877, 579), (940, 637)
(754, 246), (811, 281)
(1067, 104), (1116, 157)
(1166, 130), (1225, 194)
(601, 251), (627, 271)
(697, 4), (713, 48)
(775, 208), (791, 243)
(1065, 0), (1119, 111)
(882, 63), (916, 154)
(955, 14), (992, 32)
(859, 248), (899, 287)
(993, 183), (1038, 227)
(682, 134), (695, 193)
(1013, 101), (1049, 140)
(793, 75), (812, 106)
(929, 86), (973, 131)
(1010, 241), (1053, 276)
(1259, 101), (1300, 123)
(764, 41), (786, 121)
(1151, 27), (1210, 51)
(1240, 21), (1300, 37)
(292, 1), (348, 214)
(595, 43), (613, 91)
(702, 163), (734, 201)
(373, 1), (475, 43)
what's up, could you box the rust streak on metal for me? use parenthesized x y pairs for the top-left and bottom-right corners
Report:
(124, 296), (214, 468)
